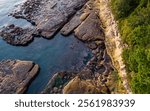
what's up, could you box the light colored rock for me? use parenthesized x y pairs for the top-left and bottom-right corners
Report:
(63, 76), (101, 94)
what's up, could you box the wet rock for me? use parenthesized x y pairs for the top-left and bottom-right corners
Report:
(0, 24), (34, 46)
(0, 60), (39, 94)
(75, 11), (104, 42)
(11, 0), (89, 38)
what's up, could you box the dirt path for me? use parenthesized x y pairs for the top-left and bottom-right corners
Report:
(96, 0), (132, 93)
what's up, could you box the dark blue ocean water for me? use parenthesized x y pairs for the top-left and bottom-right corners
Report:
(0, 0), (92, 93)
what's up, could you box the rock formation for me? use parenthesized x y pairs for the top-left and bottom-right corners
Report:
(0, 24), (34, 46)
(0, 0), (89, 45)
(11, 0), (89, 38)
(0, 60), (39, 94)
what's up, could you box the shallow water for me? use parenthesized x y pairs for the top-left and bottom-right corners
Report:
(0, 0), (92, 93)
(0, 0), (31, 27)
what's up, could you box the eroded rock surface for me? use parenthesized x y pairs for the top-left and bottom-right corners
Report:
(0, 24), (34, 46)
(11, 0), (89, 38)
(0, 60), (39, 94)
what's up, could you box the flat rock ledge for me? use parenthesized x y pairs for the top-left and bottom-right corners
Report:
(0, 60), (39, 94)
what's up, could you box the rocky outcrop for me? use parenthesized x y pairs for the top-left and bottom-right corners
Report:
(60, 0), (105, 45)
(0, 24), (34, 46)
(0, 0), (90, 45)
(0, 60), (39, 94)
(11, 0), (89, 38)
(1, 0), (104, 48)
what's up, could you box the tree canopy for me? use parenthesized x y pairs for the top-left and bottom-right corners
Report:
(111, 0), (150, 93)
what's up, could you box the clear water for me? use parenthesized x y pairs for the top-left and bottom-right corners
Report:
(0, 0), (92, 93)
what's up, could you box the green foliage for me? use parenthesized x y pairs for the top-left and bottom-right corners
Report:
(111, 0), (140, 19)
(126, 26), (150, 47)
(111, 0), (150, 93)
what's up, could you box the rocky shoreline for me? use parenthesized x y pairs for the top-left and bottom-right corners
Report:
(42, 0), (116, 94)
(0, 0), (89, 46)
(0, 0), (120, 94)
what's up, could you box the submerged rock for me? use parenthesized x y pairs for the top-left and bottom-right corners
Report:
(0, 24), (34, 46)
(0, 60), (39, 94)
(11, 0), (89, 38)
